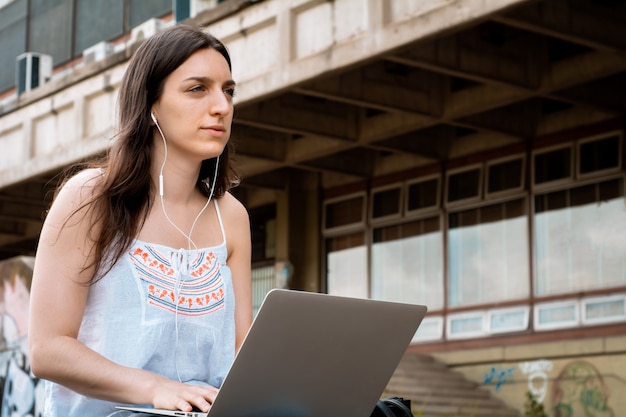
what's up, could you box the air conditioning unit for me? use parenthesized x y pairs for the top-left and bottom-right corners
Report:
(83, 41), (113, 65)
(190, 0), (220, 17)
(130, 18), (165, 44)
(16, 52), (52, 96)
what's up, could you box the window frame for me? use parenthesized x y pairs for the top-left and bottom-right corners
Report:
(404, 173), (441, 218)
(576, 131), (623, 180)
(324, 231), (369, 298)
(445, 163), (483, 208)
(534, 299), (580, 331)
(532, 175), (626, 297)
(447, 195), (531, 308)
(322, 191), (367, 235)
(369, 182), (403, 224)
(371, 214), (445, 310)
(487, 305), (530, 334)
(485, 154), (526, 199)
(532, 143), (574, 191)
(446, 311), (487, 339)
(581, 293), (626, 326)
(411, 316), (444, 343)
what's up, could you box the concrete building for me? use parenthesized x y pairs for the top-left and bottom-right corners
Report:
(0, 0), (625, 415)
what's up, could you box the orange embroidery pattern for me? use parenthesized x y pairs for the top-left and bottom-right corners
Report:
(130, 245), (225, 316)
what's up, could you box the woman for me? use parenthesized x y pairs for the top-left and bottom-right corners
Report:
(28, 25), (252, 416)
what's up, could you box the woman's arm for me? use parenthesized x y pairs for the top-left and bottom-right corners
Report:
(221, 192), (253, 350)
(28, 169), (217, 412)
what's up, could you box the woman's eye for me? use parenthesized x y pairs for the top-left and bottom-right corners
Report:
(189, 85), (205, 92)
(224, 88), (236, 97)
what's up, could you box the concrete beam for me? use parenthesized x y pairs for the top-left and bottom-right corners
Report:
(493, 0), (626, 53)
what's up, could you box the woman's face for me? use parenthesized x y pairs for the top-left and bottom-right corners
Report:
(151, 47), (235, 162)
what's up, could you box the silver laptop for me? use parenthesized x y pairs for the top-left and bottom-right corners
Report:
(117, 289), (427, 417)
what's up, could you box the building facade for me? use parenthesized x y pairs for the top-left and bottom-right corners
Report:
(0, 0), (625, 415)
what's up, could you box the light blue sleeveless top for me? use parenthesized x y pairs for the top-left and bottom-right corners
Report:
(43, 200), (236, 417)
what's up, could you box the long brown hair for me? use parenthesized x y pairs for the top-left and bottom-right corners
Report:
(64, 25), (239, 283)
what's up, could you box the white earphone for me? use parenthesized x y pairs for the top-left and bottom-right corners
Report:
(151, 111), (166, 197)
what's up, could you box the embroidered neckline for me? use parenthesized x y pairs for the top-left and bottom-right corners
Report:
(133, 238), (226, 253)
(129, 241), (226, 316)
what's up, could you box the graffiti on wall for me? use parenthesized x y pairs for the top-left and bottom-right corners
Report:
(483, 365), (516, 392)
(552, 361), (615, 417)
(0, 256), (42, 417)
(480, 358), (619, 417)
(519, 359), (553, 402)
(1, 351), (43, 417)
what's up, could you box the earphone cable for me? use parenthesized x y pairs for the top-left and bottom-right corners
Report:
(154, 118), (218, 250)
(153, 115), (220, 382)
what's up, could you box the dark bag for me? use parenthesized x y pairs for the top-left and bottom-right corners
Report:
(370, 396), (413, 417)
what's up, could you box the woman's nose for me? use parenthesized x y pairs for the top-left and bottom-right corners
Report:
(210, 89), (231, 116)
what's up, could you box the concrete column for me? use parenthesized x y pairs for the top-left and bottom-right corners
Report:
(275, 170), (320, 292)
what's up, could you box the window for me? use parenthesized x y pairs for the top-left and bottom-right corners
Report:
(447, 312), (485, 339)
(486, 155), (525, 196)
(326, 232), (367, 298)
(578, 133), (621, 178)
(446, 165), (482, 205)
(174, 0), (191, 22)
(582, 294), (626, 325)
(323, 193), (366, 232)
(128, 0), (171, 29)
(533, 145), (573, 187)
(534, 295), (625, 331)
(534, 300), (579, 331)
(370, 184), (402, 221)
(74, 0), (124, 54)
(406, 175), (440, 215)
(250, 204), (276, 262)
(323, 130), (624, 340)
(446, 306), (529, 339)
(249, 204), (276, 316)
(29, 0), (73, 65)
(412, 316), (444, 342)
(0, 0), (27, 92)
(488, 306), (529, 333)
(448, 199), (529, 307)
(534, 178), (626, 296)
(371, 216), (443, 309)
(251, 264), (275, 317)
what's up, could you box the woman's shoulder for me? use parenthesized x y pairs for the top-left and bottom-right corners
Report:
(59, 168), (105, 193)
(38, 168), (107, 246)
(52, 168), (105, 212)
(217, 192), (250, 240)
(63, 167), (105, 187)
(218, 192), (250, 259)
(218, 192), (249, 220)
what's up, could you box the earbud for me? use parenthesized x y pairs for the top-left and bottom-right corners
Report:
(151, 111), (165, 197)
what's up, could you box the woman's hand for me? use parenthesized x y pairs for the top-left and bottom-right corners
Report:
(151, 378), (219, 413)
